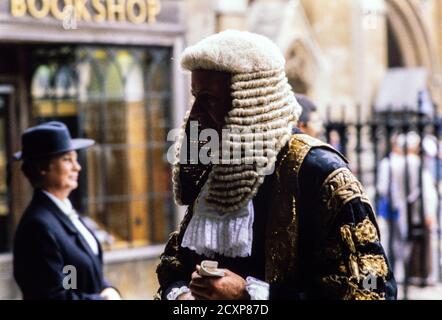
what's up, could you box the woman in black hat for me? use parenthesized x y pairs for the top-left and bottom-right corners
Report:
(13, 121), (121, 300)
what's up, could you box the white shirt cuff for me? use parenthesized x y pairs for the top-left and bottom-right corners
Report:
(245, 276), (269, 300)
(166, 286), (190, 300)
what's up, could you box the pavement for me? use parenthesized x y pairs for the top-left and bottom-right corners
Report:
(397, 283), (442, 300)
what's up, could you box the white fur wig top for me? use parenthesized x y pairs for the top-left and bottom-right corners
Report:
(173, 30), (302, 213)
(181, 30), (285, 73)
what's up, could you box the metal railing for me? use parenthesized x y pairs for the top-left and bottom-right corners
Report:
(324, 98), (442, 299)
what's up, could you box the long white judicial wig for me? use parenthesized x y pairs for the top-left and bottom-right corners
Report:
(173, 30), (302, 213)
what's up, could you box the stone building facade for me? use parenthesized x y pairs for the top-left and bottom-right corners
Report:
(186, 0), (442, 118)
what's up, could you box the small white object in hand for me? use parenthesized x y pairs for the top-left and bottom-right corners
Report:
(199, 260), (225, 277)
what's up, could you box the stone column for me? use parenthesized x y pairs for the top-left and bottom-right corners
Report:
(438, 0), (442, 67)
(433, 0), (442, 106)
(184, 0), (217, 45)
(415, 0), (442, 107)
(215, 0), (248, 32)
(299, 0), (387, 118)
(306, 0), (355, 114)
(352, 0), (388, 120)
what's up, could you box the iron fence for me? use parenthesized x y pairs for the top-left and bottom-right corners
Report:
(325, 97), (442, 299)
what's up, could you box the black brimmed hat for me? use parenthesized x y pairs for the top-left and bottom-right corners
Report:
(14, 121), (94, 161)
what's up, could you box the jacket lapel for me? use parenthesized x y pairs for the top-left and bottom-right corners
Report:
(79, 216), (104, 263)
(71, 222), (103, 282)
(34, 190), (102, 281)
(33, 190), (77, 234)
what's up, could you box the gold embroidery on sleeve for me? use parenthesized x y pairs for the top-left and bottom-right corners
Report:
(321, 168), (370, 214)
(340, 224), (356, 253)
(354, 218), (379, 245)
(321, 275), (386, 300)
(351, 289), (385, 300)
(359, 254), (388, 278)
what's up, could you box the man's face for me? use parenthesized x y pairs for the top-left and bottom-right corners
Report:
(190, 70), (232, 134)
(300, 111), (323, 138)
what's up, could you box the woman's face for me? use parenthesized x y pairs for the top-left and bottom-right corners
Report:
(41, 150), (81, 195)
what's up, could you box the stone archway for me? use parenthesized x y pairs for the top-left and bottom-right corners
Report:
(387, 2), (438, 73)
(386, 0), (440, 104)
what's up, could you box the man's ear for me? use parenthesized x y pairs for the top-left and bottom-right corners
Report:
(299, 122), (308, 131)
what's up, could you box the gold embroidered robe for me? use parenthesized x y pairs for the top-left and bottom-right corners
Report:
(156, 134), (397, 300)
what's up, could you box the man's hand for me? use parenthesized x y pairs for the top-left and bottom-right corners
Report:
(100, 287), (122, 300)
(189, 265), (250, 300)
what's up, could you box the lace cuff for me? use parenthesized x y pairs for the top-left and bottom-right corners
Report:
(245, 276), (269, 300)
(166, 286), (190, 300)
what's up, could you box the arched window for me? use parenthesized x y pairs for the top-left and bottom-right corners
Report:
(31, 65), (52, 99)
(28, 46), (174, 248)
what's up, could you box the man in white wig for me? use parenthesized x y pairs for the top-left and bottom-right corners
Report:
(156, 30), (396, 300)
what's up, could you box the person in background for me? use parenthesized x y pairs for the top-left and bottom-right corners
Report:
(406, 133), (438, 286)
(377, 133), (406, 282)
(293, 94), (324, 139)
(13, 121), (121, 300)
(424, 135), (442, 284)
(377, 132), (437, 285)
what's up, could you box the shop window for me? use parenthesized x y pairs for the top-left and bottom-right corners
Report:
(0, 94), (9, 250)
(29, 46), (174, 249)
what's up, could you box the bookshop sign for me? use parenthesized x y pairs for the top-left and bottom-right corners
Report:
(9, 0), (162, 24)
